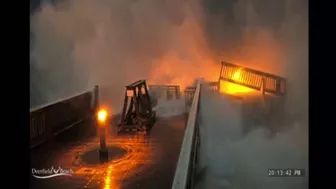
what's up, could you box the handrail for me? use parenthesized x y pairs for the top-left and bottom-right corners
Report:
(149, 85), (180, 88)
(149, 85), (181, 100)
(219, 61), (286, 96)
(172, 81), (201, 189)
(30, 86), (99, 149)
(30, 88), (94, 112)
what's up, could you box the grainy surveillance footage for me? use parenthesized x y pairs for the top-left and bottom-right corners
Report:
(30, 0), (308, 189)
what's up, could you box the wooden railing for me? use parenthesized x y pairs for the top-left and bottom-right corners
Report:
(30, 86), (99, 149)
(148, 85), (181, 100)
(219, 61), (286, 96)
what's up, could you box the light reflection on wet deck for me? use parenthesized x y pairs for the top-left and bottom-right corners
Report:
(30, 114), (185, 189)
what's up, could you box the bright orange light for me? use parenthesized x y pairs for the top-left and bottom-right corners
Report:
(220, 80), (255, 95)
(233, 71), (240, 80)
(97, 109), (108, 123)
(219, 68), (257, 95)
(232, 68), (244, 81)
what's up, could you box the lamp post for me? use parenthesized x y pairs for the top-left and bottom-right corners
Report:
(97, 109), (108, 162)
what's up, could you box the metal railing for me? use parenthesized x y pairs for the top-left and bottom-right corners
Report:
(206, 81), (219, 92)
(149, 85), (181, 100)
(219, 61), (286, 96)
(172, 81), (201, 189)
(30, 86), (99, 149)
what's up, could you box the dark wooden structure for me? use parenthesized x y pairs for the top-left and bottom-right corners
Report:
(117, 80), (156, 133)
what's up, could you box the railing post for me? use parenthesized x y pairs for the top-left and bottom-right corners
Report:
(276, 79), (281, 95)
(176, 86), (180, 99)
(261, 77), (266, 96)
(261, 77), (267, 107)
(44, 111), (53, 144)
(92, 85), (99, 136)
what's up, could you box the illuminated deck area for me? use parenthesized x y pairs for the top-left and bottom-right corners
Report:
(30, 114), (186, 189)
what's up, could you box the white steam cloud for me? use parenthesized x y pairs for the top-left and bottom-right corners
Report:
(30, 0), (216, 112)
(30, 0), (307, 121)
(202, 0), (308, 122)
(196, 86), (308, 189)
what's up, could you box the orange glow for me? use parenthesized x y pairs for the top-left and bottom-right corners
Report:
(233, 72), (240, 80)
(148, 58), (219, 91)
(232, 68), (243, 81)
(143, 10), (284, 95)
(220, 80), (255, 95)
(97, 109), (108, 123)
(218, 29), (286, 77)
(104, 165), (116, 189)
(219, 68), (255, 95)
(146, 12), (220, 91)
